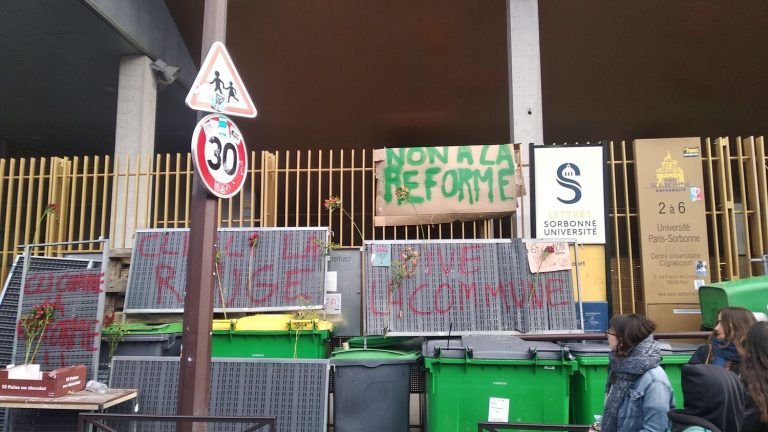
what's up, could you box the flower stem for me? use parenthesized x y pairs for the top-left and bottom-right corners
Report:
(408, 201), (426, 240)
(216, 262), (227, 320)
(340, 208), (365, 245)
(29, 321), (48, 364)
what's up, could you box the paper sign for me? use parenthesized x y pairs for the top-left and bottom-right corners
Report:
(325, 271), (338, 292)
(325, 293), (342, 315)
(488, 397), (510, 422)
(525, 241), (571, 273)
(370, 243), (392, 267)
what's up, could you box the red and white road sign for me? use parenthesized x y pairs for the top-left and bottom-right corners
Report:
(185, 41), (257, 118)
(191, 114), (248, 198)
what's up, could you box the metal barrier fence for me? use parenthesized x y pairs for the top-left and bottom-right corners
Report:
(2, 137), (767, 312)
(77, 413), (276, 432)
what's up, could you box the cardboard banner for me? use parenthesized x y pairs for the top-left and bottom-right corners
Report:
(634, 138), (710, 305)
(374, 144), (524, 226)
(533, 145), (606, 244)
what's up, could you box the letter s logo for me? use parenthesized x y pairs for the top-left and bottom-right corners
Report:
(556, 163), (582, 204)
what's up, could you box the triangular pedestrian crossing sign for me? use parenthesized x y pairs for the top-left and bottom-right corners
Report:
(185, 41), (257, 118)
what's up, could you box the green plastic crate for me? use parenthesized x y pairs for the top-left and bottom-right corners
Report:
(698, 276), (768, 328)
(211, 328), (331, 359)
(424, 353), (576, 431)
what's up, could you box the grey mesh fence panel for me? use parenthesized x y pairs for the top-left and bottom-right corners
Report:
(14, 267), (104, 377)
(125, 228), (328, 313)
(0, 256), (94, 432)
(109, 356), (329, 432)
(364, 239), (579, 334)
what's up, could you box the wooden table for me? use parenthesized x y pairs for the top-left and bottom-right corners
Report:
(0, 388), (137, 411)
(0, 389), (138, 431)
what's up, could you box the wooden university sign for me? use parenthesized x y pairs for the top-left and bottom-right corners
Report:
(374, 144), (524, 226)
(634, 138), (710, 309)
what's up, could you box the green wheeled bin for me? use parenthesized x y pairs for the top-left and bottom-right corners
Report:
(563, 341), (611, 425)
(565, 340), (696, 425)
(211, 314), (332, 359)
(659, 341), (698, 407)
(423, 335), (575, 431)
(698, 276), (768, 328)
(331, 348), (419, 432)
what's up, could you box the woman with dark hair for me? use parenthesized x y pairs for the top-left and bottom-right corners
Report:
(597, 314), (675, 432)
(690, 307), (756, 374)
(741, 321), (768, 432)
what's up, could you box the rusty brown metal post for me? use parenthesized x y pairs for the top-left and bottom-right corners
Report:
(176, 1), (228, 431)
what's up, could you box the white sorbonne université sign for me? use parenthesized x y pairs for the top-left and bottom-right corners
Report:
(534, 145), (606, 244)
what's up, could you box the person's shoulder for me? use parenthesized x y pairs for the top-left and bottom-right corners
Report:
(689, 344), (709, 364)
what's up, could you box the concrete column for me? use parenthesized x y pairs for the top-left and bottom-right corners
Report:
(507, 0), (544, 238)
(112, 55), (156, 249)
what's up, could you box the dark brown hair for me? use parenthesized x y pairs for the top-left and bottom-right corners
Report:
(714, 306), (756, 355)
(741, 321), (768, 422)
(609, 313), (656, 357)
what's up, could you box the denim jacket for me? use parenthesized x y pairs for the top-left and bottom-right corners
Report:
(616, 366), (675, 432)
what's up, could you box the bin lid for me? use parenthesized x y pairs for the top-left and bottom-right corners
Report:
(423, 335), (564, 360)
(658, 341), (700, 355)
(102, 322), (183, 335)
(234, 314), (292, 331)
(331, 348), (419, 366)
(561, 341), (612, 356)
(348, 336), (412, 348)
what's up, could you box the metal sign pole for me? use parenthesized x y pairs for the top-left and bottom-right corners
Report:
(177, 1), (227, 431)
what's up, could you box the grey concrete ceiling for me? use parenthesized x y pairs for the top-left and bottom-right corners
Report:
(2, 0), (768, 158)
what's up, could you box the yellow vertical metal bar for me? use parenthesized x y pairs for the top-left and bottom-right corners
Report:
(0, 158), (7, 283)
(109, 155), (118, 247)
(735, 137), (752, 276)
(283, 151), (290, 227)
(89, 156), (100, 243)
(620, 141), (636, 313)
(77, 156), (89, 249)
(317, 150), (322, 228)
(250, 150), (256, 226)
(329, 150), (334, 236)
(143, 153), (152, 231)
(608, 142), (623, 314)
(118, 155), (129, 247)
(67, 157), (80, 252)
(23, 158), (37, 248)
(755, 137), (768, 251)
(183, 154), (191, 227)
(152, 154), (160, 229)
(163, 154), (171, 228)
(260, 151), (265, 225)
(173, 153), (181, 228)
(350, 149), (356, 244)
(704, 138), (721, 282)
(743, 137), (764, 274)
(3, 159), (15, 264)
(99, 156), (109, 246)
(12, 159), (26, 257)
(131, 154), (142, 245)
(716, 137), (737, 279)
(340, 150), (348, 243)
(33, 158), (46, 247)
(360, 149), (368, 241)
(295, 150), (301, 227)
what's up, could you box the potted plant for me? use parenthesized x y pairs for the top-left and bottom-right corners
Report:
(10, 301), (59, 379)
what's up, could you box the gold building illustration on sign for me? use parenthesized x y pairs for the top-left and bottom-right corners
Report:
(655, 152), (685, 188)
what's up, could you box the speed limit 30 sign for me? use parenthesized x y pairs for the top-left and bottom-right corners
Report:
(191, 114), (248, 198)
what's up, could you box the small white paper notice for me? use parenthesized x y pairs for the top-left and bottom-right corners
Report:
(325, 293), (341, 315)
(488, 397), (509, 423)
(325, 271), (338, 292)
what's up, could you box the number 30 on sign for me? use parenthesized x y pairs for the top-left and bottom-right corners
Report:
(191, 114), (248, 198)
